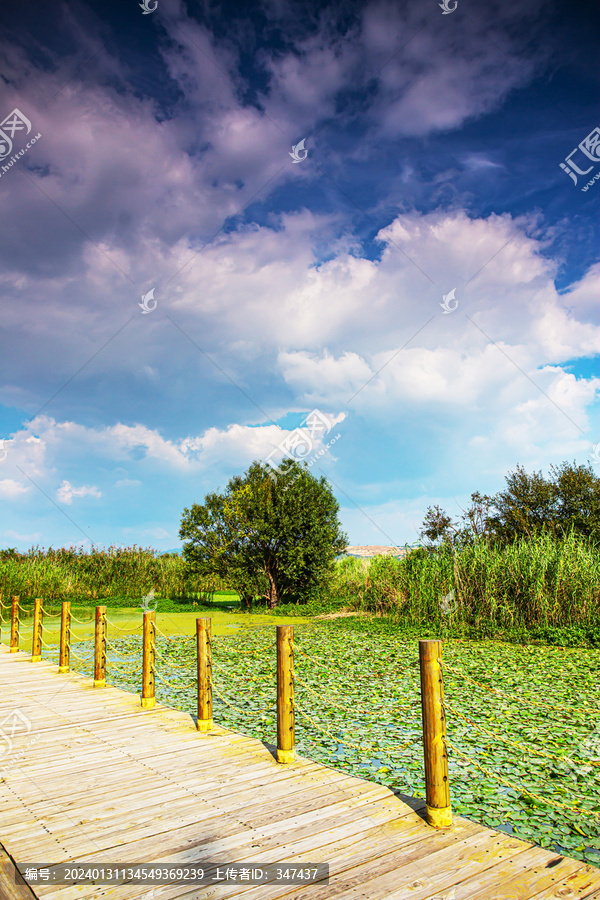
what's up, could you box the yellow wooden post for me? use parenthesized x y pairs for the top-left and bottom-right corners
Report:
(31, 598), (43, 662)
(10, 596), (19, 653)
(196, 618), (213, 731)
(277, 625), (295, 763)
(59, 601), (71, 673)
(142, 610), (156, 709)
(94, 605), (107, 687)
(419, 639), (452, 828)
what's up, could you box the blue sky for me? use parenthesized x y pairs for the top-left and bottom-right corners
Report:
(0, 0), (599, 552)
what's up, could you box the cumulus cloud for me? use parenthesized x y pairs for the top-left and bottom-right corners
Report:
(56, 480), (102, 505)
(0, 0), (595, 549)
(0, 479), (30, 499)
(0, 410), (347, 504)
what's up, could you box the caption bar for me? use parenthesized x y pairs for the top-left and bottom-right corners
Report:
(18, 863), (330, 886)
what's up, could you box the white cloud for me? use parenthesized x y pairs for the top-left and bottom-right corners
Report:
(56, 480), (102, 505)
(0, 480), (30, 499)
(4, 530), (42, 542)
(0, 411), (348, 504)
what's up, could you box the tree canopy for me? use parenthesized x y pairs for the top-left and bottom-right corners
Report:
(179, 459), (347, 608)
(420, 461), (600, 549)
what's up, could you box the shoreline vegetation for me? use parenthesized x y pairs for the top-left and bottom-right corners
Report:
(2, 541), (599, 865)
(1, 530), (599, 647)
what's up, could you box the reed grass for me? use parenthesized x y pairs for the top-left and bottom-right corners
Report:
(333, 531), (600, 627)
(2, 532), (599, 628)
(0, 546), (226, 604)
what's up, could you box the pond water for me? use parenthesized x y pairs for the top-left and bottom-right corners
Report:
(10, 606), (309, 645)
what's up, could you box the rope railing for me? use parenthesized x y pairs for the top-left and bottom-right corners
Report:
(294, 671), (415, 717)
(106, 618), (143, 633)
(40, 606), (62, 618)
(211, 680), (276, 719)
(154, 623), (176, 643)
(3, 601), (597, 843)
(68, 645), (95, 663)
(295, 643), (416, 680)
(214, 644), (271, 657)
(295, 703), (422, 757)
(442, 660), (598, 719)
(69, 612), (96, 625)
(154, 669), (191, 690)
(444, 699), (600, 770)
(441, 659), (600, 831)
(154, 649), (190, 670)
(105, 635), (138, 658)
(212, 658), (275, 682)
(444, 737), (600, 823)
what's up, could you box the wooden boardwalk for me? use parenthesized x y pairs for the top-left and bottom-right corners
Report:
(1, 645), (600, 900)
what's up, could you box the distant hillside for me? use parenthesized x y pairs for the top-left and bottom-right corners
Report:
(342, 545), (414, 558)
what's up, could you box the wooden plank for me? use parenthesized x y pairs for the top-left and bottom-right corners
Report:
(459, 846), (598, 900)
(35, 790), (431, 900)
(2, 783), (391, 859)
(526, 866), (600, 899)
(0, 761), (383, 834)
(0, 842), (38, 900)
(1, 643), (597, 900)
(45, 796), (424, 893)
(97, 816), (482, 900)
(38, 800), (426, 900)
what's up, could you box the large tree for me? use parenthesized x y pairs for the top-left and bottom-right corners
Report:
(179, 459), (347, 609)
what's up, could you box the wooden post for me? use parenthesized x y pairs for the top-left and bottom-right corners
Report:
(277, 625), (295, 763)
(59, 601), (71, 673)
(196, 618), (212, 731)
(94, 605), (107, 687)
(419, 639), (452, 828)
(10, 596), (19, 653)
(31, 598), (43, 662)
(142, 610), (156, 709)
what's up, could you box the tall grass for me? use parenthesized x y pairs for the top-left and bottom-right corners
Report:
(0, 546), (226, 605)
(333, 531), (600, 627)
(3, 532), (599, 627)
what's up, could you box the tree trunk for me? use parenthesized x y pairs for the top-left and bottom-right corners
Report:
(267, 571), (279, 609)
